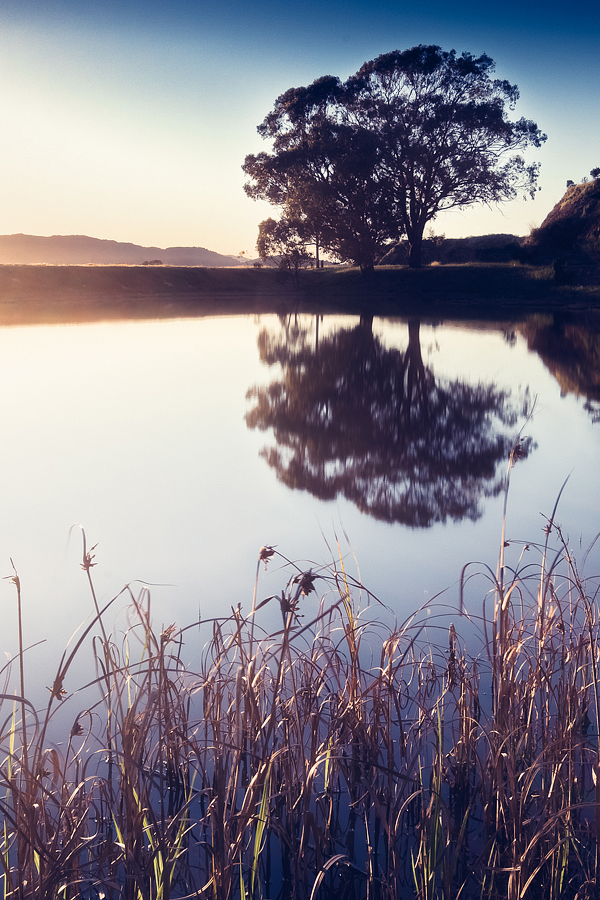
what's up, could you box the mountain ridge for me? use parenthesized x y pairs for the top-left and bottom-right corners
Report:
(0, 233), (240, 266)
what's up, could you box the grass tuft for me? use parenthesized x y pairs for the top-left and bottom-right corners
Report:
(0, 511), (599, 899)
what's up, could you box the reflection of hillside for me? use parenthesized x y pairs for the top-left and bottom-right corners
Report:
(521, 315), (600, 418)
(247, 318), (527, 527)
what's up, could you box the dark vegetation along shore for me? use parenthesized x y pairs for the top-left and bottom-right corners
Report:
(0, 178), (598, 324)
(0, 261), (599, 328)
(3, 471), (600, 900)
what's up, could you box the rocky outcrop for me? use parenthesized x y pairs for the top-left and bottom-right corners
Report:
(381, 180), (600, 276)
(524, 180), (600, 265)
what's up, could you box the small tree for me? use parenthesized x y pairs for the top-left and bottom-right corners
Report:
(256, 217), (312, 285)
(591, 167), (600, 180)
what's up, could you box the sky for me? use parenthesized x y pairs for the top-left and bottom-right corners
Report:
(0, 0), (598, 257)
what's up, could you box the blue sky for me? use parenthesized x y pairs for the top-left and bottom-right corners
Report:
(0, 0), (597, 256)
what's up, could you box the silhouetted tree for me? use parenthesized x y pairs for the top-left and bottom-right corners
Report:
(243, 78), (397, 273)
(247, 319), (527, 526)
(256, 217), (312, 285)
(243, 45), (545, 271)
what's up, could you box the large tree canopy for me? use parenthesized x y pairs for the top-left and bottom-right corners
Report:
(243, 76), (395, 272)
(243, 45), (546, 270)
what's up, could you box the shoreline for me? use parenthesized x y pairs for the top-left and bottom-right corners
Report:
(0, 262), (598, 326)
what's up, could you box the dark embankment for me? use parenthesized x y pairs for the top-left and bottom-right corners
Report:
(0, 264), (292, 325)
(525, 178), (600, 265)
(303, 262), (600, 318)
(0, 261), (598, 326)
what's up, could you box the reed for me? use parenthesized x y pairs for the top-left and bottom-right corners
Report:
(0, 511), (599, 899)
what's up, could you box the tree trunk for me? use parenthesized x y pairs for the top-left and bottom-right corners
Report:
(360, 262), (375, 277)
(408, 222), (427, 268)
(408, 239), (422, 268)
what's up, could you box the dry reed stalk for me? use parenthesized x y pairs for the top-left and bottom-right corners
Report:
(0, 507), (598, 899)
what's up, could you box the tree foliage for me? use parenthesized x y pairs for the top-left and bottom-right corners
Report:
(244, 76), (395, 272)
(243, 45), (546, 270)
(256, 217), (312, 284)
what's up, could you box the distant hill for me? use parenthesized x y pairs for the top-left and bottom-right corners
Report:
(0, 234), (241, 266)
(525, 180), (600, 264)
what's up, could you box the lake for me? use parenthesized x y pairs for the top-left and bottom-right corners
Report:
(0, 307), (598, 695)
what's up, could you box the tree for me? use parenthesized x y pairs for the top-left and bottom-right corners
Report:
(348, 46), (546, 267)
(246, 318), (529, 526)
(256, 216), (312, 285)
(243, 45), (546, 270)
(243, 77), (402, 273)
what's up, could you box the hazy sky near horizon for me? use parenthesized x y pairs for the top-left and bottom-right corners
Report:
(0, 0), (598, 257)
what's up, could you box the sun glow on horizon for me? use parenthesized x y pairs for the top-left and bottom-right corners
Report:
(0, 1), (597, 255)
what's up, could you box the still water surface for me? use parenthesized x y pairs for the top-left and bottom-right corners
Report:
(0, 311), (598, 686)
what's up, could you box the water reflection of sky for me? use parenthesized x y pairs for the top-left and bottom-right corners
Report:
(0, 314), (598, 703)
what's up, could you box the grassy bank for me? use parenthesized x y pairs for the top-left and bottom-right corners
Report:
(2, 477), (600, 898)
(0, 264), (291, 326)
(0, 262), (598, 326)
(305, 262), (600, 318)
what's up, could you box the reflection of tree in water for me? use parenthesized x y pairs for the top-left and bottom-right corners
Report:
(521, 314), (600, 423)
(247, 318), (527, 527)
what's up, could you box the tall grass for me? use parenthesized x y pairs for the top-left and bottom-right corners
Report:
(0, 509), (599, 899)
